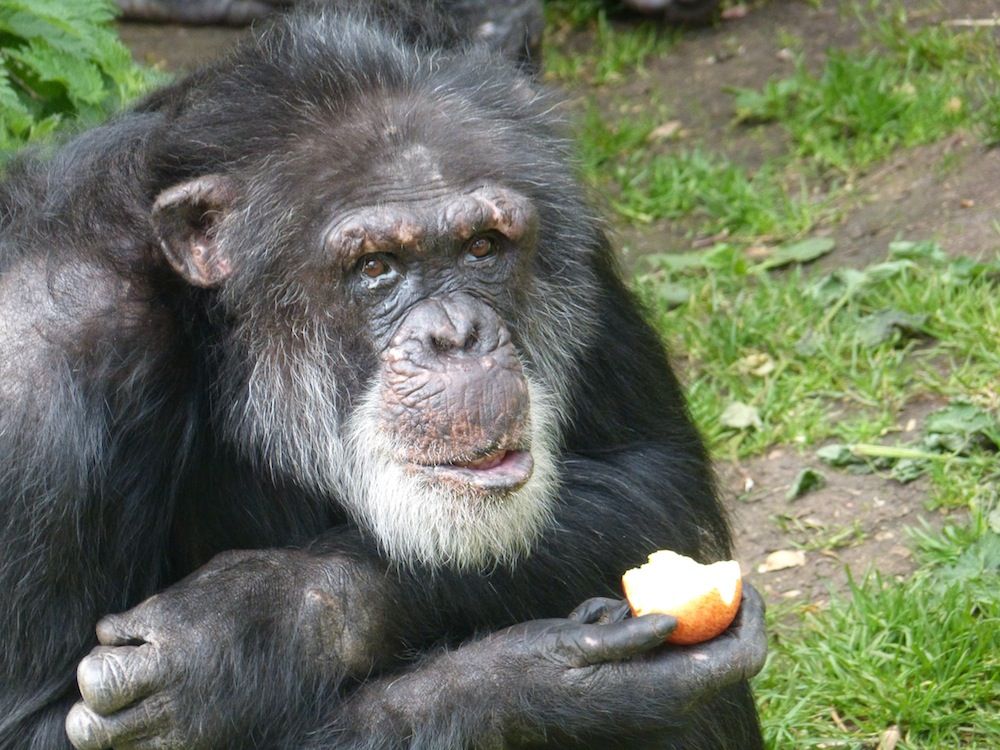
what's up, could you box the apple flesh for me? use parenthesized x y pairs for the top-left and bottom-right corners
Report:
(622, 550), (743, 645)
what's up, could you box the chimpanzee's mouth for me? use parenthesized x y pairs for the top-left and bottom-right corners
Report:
(414, 449), (534, 492)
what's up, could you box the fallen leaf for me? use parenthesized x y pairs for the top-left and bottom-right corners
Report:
(657, 281), (690, 308)
(808, 268), (866, 304)
(757, 237), (835, 271)
(888, 240), (948, 263)
(857, 309), (928, 347)
(988, 507), (1000, 535)
(945, 97), (963, 114)
(720, 402), (762, 430)
(877, 726), (901, 750)
(735, 352), (776, 377)
(721, 4), (748, 20)
(647, 120), (682, 142)
(786, 468), (826, 500)
(925, 402), (1000, 451)
(960, 198), (975, 208)
(816, 444), (859, 467)
(890, 458), (926, 483)
(757, 549), (806, 573)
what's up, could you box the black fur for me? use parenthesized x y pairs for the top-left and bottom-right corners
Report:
(0, 3), (762, 748)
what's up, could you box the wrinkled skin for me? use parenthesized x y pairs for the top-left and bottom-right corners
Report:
(65, 550), (393, 749)
(67, 554), (766, 749)
(381, 295), (530, 467)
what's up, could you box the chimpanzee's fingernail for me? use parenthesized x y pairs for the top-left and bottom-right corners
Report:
(652, 615), (676, 637)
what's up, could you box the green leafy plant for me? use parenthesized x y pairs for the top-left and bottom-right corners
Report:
(0, 0), (157, 151)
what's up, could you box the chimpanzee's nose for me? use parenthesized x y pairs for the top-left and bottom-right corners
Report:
(394, 293), (506, 359)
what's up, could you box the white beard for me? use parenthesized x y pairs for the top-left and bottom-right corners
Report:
(339, 375), (561, 570)
(226, 324), (563, 570)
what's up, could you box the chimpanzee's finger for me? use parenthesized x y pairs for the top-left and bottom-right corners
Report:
(568, 597), (631, 624)
(733, 582), (766, 631)
(96, 601), (158, 646)
(632, 585), (768, 694)
(65, 694), (169, 750)
(78, 644), (169, 715)
(569, 615), (676, 666)
(729, 583), (768, 677)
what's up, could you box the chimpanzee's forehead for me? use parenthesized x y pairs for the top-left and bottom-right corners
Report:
(303, 93), (517, 201)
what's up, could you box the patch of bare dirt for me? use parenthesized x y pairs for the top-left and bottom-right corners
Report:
(721, 451), (948, 608)
(563, 0), (1000, 265)
(829, 133), (1000, 267)
(119, 22), (246, 71)
(720, 392), (955, 608)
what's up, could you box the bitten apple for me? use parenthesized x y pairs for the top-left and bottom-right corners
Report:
(622, 550), (742, 645)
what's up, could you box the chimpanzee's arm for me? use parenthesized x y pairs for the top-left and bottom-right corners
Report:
(0, 114), (192, 750)
(67, 550), (765, 750)
(301, 586), (766, 749)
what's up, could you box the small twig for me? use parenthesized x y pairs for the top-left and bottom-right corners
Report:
(943, 19), (1000, 28)
(849, 443), (962, 462)
(830, 708), (849, 732)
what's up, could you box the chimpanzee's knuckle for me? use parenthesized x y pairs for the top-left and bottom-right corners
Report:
(77, 653), (120, 709)
(65, 702), (107, 749)
(300, 585), (389, 675)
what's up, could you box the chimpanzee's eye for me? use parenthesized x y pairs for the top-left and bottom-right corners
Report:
(465, 235), (496, 260)
(359, 254), (392, 278)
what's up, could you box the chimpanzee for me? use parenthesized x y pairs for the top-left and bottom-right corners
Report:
(0, 3), (766, 749)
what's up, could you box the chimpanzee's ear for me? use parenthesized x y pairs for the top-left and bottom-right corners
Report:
(151, 175), (236, 288)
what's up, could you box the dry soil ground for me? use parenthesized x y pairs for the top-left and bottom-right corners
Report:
(119, 0), (1000, 611)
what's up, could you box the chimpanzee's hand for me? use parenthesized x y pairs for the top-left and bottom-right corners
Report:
(509, 584), (766, 738)
(358, 583), (767, 745)
(65, 549), (388, 750)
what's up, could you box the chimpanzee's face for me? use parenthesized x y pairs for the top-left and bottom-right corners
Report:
(327, 183), (539, 483)
(318, 174), (561, 569)
(152, 126), (568, 569)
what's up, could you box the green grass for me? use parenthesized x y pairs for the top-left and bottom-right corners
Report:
(564, 4), (1000, 241)
(640, 242), (1000, 458)
(575, 104), (819, 236)
(543, 8), (675, 86)
(731, 30), (993, 174)
(756, 568), (999, 749)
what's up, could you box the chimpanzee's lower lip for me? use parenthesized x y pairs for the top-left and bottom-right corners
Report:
(413, 450), (534, 492)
